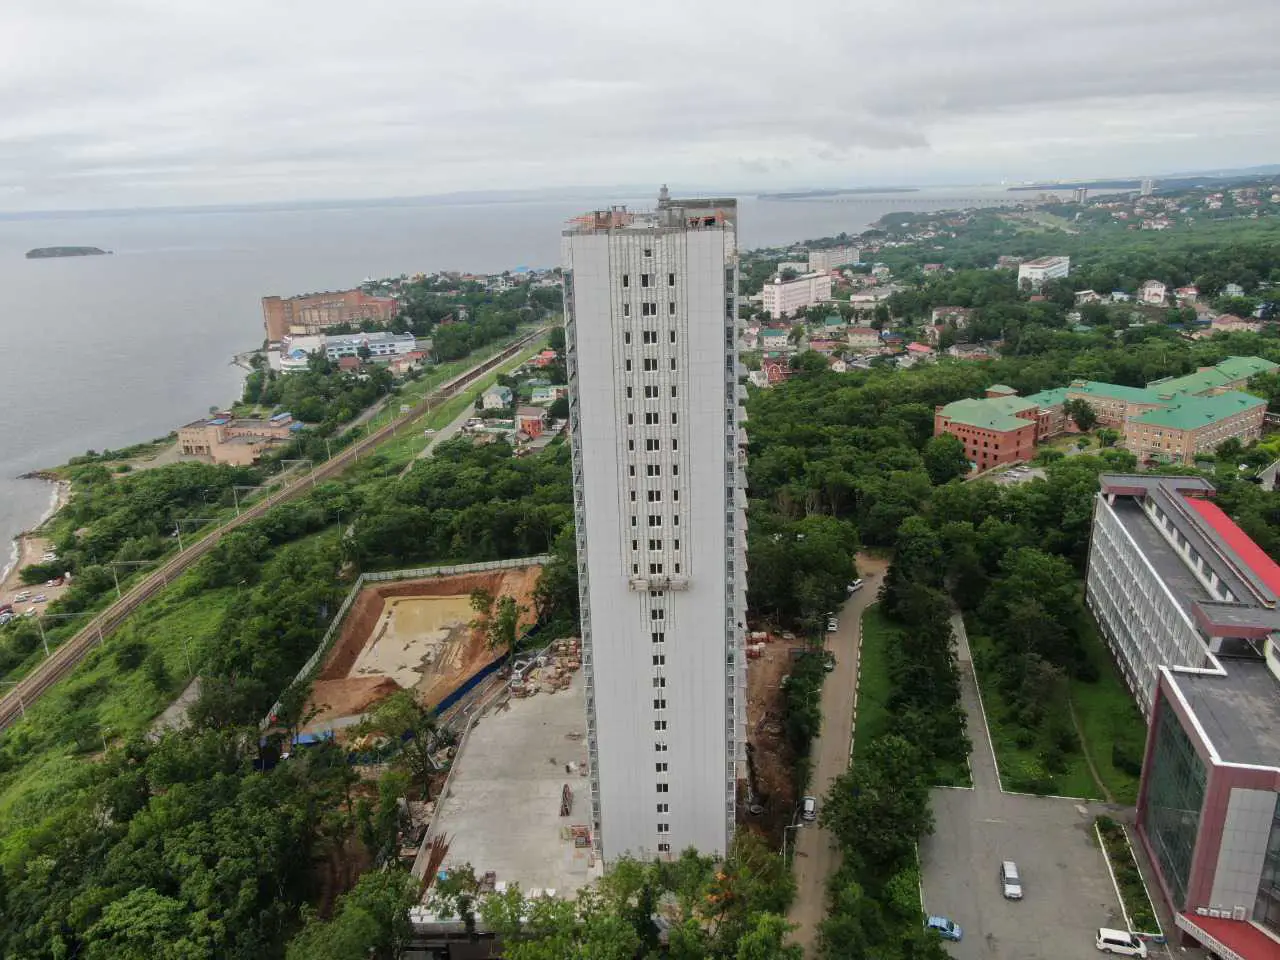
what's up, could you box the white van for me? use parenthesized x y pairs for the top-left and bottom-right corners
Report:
(1096, 928), (1147, 957)
(801, 796), (817, 822)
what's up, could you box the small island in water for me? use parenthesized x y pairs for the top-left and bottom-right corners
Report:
(25, 246), (111, 259)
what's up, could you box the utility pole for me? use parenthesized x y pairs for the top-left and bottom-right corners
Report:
(172, 518), (217, 552)
(0, 682), (26, 719)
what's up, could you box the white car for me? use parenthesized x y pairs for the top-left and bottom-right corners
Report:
(826, 619), (839, 633)
(32, 595), (47, 603)
(847, 578), (864, 593)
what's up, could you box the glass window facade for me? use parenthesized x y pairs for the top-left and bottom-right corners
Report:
(1141, 695), (1207, 907)
(1254, 794), (1280, 935)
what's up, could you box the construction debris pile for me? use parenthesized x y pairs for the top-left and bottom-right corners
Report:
(508, 638), (582, 698)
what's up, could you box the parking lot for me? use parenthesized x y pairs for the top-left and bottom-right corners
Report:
(919, 615), (1128, 960)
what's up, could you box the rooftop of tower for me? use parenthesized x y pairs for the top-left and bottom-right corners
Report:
(564, 188), (737, 235)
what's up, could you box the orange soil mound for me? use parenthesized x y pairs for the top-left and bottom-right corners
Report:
(308, 676), (402, 725)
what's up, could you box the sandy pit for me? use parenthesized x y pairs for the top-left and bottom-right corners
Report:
(304, 566), (541, 726)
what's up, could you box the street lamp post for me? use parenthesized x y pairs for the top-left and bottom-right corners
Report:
(781, 823), (803, 861)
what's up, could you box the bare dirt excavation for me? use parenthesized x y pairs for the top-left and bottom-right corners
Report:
(304, 566), (541, 727)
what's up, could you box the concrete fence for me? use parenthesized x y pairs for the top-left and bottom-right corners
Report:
(260, 555), (552, 728)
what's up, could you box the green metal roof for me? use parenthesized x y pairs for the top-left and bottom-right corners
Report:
(1067, 380), (1163, 404)
(1214, 355), (1279, 381)
(1024, 386), (1069, 408)
(986, 383), (1016, 395)
(1147, 356), (1279, 398)
(824, 314), (846, 326)
(1130, 391), (1266, 430)
(938, 395), (1037, 432)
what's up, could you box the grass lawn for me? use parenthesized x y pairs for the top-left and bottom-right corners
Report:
(853, 604), (894, 759)
(968, 626), (1102, 800)
(1069, 616), (1145, 805)
(857, 604), (971, 787)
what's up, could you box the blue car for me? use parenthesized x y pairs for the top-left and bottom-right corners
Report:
(926, 915), (963, 942)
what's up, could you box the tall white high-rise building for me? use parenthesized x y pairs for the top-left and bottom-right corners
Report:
(562, 189), (748, 863)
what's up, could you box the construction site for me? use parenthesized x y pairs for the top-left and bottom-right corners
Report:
(304, 565), (542, 730)
(420, 638), (599, 899)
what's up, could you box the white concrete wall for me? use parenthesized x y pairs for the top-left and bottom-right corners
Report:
(1209, 788), (1277, 912)
(565, 209), (743, 864)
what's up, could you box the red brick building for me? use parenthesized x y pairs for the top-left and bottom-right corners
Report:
(262, 289), (398, 344)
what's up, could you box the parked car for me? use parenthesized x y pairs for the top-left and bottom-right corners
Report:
(847, 578), (864, 593)
(801, 796), (818, 822)
(822, 651), (836, 673)
(32, 595), (47, 603)
(826, 619), (838, 633)
(1095, 928), (1147, 957)
(999, 860), (1023, 899)
(925, 916), (963, 942)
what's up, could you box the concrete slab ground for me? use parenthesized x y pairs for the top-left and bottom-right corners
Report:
(919, 614), (1131, 960)
(434, 672), (600, 895)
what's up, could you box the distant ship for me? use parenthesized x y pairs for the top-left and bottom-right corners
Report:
(25, 246), (111, 259)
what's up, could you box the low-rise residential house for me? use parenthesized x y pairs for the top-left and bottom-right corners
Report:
(930, 306), (972, 328)
(530, 349), (559, 368)
(923, 263), (945, 274)
(178, 413), (298, 466)
(482, 385), (514, 410)
(388, 351), (426, 375)
(1224, 282), (1246, 298)
(530, 384), (569, 405)
(1075, 289), (1104, 305)
(759, 326), (792, 352)
(1139, 280), (1167, 305)
(515, 406), (547, 438)
(1017, 256), (1071, 290)
(901, 342), (935, 367)
(1110, 291), (1134, 303)
(748, 369), (769, 388)
(1211, 314), (1263, 334)
(822, 314), (848, 335)
(828, 358), (848, 373)
(995, 255), (1023, 270)
(1173, 285), (1199, 303)
(927, 323), (947, 345)
(337, 356), (362, 373)
(846, 326), (880, 349)
(762, 359), (792, 387)
(807, 338), (839, 355)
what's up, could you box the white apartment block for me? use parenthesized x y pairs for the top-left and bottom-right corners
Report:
(1085, 475), (1280, 716)
(807, 245), (860, 272)
(1017, 256), (1071, 290)
(761, 271), (832, 318)
(562, 189), (748, 863)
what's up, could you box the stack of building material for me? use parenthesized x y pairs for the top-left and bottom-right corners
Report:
(560, 783), (573, 816)
(570, 824), (591, 848)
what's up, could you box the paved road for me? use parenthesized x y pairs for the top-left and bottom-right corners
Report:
(787, 557), (888, 957)
(919, 614), (1125, 960)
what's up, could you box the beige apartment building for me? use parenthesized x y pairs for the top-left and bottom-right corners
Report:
(178, 414), (296, 465)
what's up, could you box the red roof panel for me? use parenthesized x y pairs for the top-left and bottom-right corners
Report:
(1179, 913), (1280, 960)
(1184, 496), (1280, 597)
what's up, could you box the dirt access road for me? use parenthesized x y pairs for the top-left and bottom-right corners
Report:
(787, 553), (889, 957)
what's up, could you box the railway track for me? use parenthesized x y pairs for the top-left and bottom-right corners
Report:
(0, 328), (546, 731)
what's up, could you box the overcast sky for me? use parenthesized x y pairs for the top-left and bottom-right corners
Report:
(2, 0), (1278, 211)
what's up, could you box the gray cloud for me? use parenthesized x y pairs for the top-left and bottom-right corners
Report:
(1, 0), (1278, 209)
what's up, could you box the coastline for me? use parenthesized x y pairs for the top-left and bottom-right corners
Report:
(0, 480), (71, 609)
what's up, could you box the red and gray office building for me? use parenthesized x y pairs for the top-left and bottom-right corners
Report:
(1086, 475), (1280, 958)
